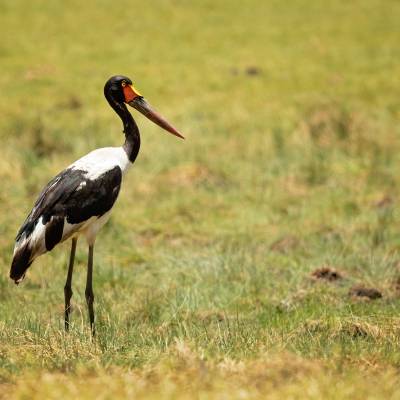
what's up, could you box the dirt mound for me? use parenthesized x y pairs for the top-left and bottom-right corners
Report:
(349, 285), (382, 300)
(311, 267), (343, 282)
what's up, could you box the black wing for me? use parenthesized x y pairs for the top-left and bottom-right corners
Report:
(16, 166), (122, 244)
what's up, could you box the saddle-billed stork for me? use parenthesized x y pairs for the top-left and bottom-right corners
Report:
(10, 75), (184, 334)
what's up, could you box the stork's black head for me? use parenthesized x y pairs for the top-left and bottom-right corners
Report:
(104, 75), (139, 105)
(104, 75), (184, 139)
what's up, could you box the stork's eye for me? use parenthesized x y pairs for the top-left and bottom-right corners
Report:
(121, 81), (127, 87)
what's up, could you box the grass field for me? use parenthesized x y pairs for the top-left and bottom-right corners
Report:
(1, 0), (400, 398)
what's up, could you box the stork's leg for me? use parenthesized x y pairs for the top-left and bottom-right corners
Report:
(64, 237), (77, 331)
(85, 244), (95, 336)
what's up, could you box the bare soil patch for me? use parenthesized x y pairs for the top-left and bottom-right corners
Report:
(311, 267), (343, 282)
(349, 285), (382, 300)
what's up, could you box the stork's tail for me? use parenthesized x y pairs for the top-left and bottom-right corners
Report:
(10, 243), (33, 284)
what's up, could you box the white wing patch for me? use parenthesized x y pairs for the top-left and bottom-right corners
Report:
(14, 216), (46, 258)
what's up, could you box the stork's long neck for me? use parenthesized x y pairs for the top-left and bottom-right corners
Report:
(121, 106), (141, 163)
(106, 96), (141, 163)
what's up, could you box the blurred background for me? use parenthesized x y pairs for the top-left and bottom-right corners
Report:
(1, 0), (400, 398)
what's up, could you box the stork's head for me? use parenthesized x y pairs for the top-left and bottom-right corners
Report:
(104, 75), (184, 139)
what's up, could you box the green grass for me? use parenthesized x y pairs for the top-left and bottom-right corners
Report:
(1, 0), (400, 398)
